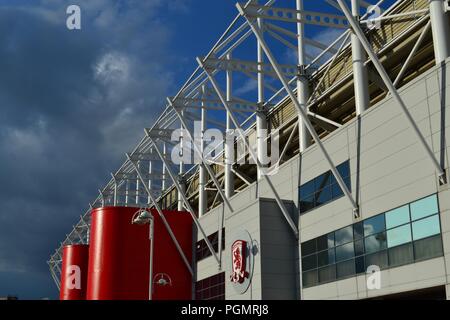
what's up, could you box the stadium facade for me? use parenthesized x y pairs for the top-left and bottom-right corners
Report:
(49, 0), (450, 300)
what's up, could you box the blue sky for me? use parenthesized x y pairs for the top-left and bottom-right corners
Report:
(0, 0), (396, 299)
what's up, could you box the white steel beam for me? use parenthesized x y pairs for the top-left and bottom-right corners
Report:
(237, 3), (359, 217)
(225, 53), (235, 198)
(429, 0), (450, 63)
(297, 0), (312, 153)
(351, 0), (370, 115)
(198, 58), (300, 238)
(144, 140), (222, 266)
(257, 8), (268, 180)
(336, 0), (446, 183)
(166, 100), (235, 213)
(199, 85), (208, 217)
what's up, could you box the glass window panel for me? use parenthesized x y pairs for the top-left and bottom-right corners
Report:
(413, 235), (443, 261)
(331, 183), (344, 198)
(388, 243), (413, 267)
(300, 195), (315, 213)
(318, 249), (335, 267)
(410, 194), (438, 221)
(412, 215), (441, 240)
(385, 205), (410, 229)
(337, 161), (350, 178)
(353, 222), (364, 240)
(302, 254), (317, 271)
(327, 232), (335, 248)
(315, 186), (332, 206)
(299, 180), (315, 198)
(354, 239), (365, 256)
(365, 250), (388, 269)
(336, 259), (355, 279)
(355, 256), (365, 274)
(344, 176), (351, 192)
(318, 265), (336, 283)
(302, 270), (318, 288)
(317, 235), (329, 251)
(315, 172), (331, 190)
(364, 214), (386, 236)
(335, 225), (353, 246)
(387, 224), (412, 248)
(364, 232), (387, 254)
(335, 242), (355, 262)
(301, 239), (317, 257)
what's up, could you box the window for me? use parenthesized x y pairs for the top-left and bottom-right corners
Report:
(335, 226), (353, 246)
(412, 215), (441, 240)
(301, 194), (443, 288)
(364, 232), (387, 254)
(299, 160), (351, 214)
(410, 194), (438, 221)
(387, 224), (411, 248)
(385, 205), (410, 229)
(363, 215), (385, 237)
(336, 242), (354, 262)
(196, 228), (225, 262)
(195, 273), (225, 300)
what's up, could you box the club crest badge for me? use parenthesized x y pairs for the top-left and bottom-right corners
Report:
(230, 240), (249, 284)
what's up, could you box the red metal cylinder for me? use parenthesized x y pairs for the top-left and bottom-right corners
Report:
(150, 209), (193, 300)
(86, 206), (193, 300)
(59, 244), (89, 300)
(86, 206), (150, 300)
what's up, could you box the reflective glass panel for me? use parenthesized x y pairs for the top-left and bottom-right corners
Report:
(299, 180), (315, 198)
(385, 205), (410, 229)
(387, 224), (412, 248)
(335, 225), (353, 246)
(318, 249), (335, 267)
(364, 214), (385, 236)
(335, 242), (354, 262)
(412, 215), (440, 240)
(364, 232), (387, 254)
(410, 195), (438, 221)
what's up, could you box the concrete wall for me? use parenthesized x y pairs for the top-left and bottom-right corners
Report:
(195, 58), (450, 300)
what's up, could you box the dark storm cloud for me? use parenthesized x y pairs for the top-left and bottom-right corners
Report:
(0, 0), (182, 298)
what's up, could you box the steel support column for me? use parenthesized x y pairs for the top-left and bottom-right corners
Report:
(225, 53), (235, 197)
(178, 113), (185, 211)
(257, 1), (269, 178)
(167, 99), (234, 213)
(296, 0), (312, 152)
(162, 143), (167, 190)
(198, 58), (299, 237)
(199, 85), (208, 217)
(337, 0), (446, 183)
(430, 0), (450, 63)
(148, 155), (152, 205)
(237, 3), (360, 217)
(145, 140), (221, 265)
(351, 0), (370, 115)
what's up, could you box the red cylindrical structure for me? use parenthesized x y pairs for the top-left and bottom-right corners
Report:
(86, 206), (193, 300)
(86, 206), (150, 300)
(150, 209), (193, 300)
(59, 244), (89, 300)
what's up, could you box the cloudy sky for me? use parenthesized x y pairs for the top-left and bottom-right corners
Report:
(0, 0), (395, 299)
(0, 0), (242, 299)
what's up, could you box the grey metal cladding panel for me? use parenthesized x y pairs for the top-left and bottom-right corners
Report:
(259, 199), (298, 300)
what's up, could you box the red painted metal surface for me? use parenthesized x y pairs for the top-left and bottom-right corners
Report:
(86, 207), (193, 300)
(86, 206), (150, 300)
(150, 209), (193, 300)
(59, 244), (89, 300)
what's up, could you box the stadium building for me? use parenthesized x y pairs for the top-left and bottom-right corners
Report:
(49, 0), (450, 300)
